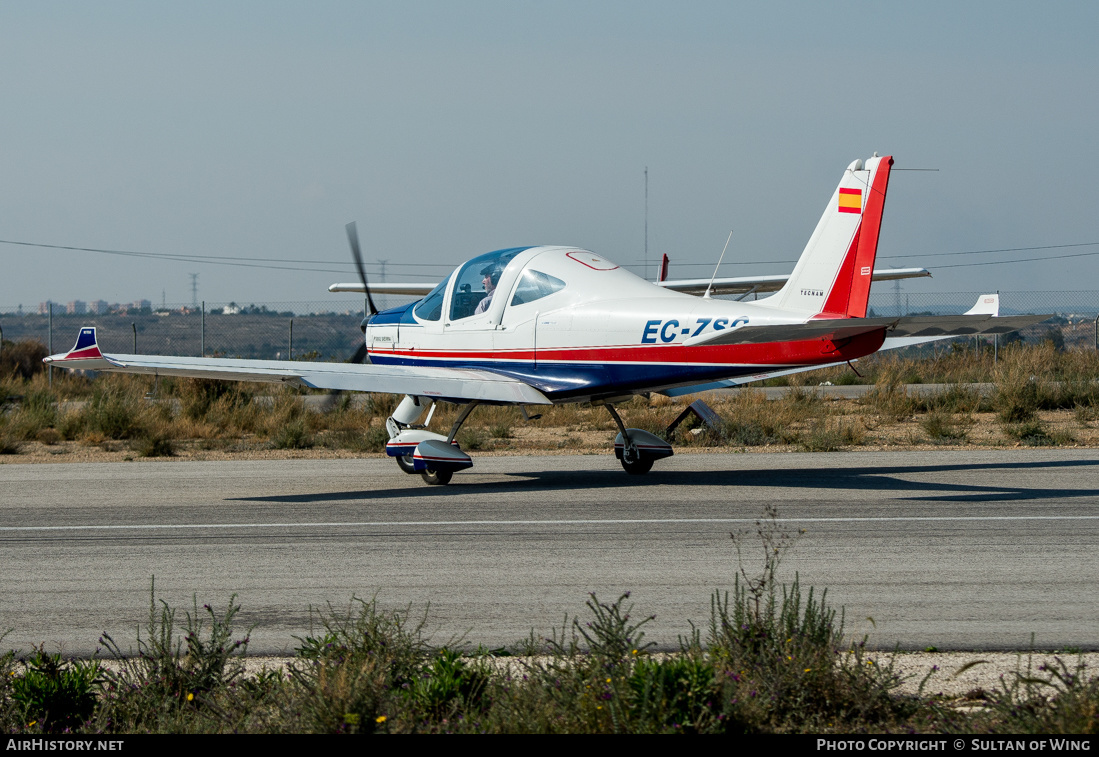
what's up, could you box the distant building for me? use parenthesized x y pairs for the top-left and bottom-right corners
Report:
(89, 300), (109, 314)
(67, 300), (86, 315)
(38, 301), (55, 315)
(132, 299), (151, 311)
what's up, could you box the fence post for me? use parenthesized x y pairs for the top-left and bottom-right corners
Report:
(288, 319), (293, 361)
(201, 301), (205, 357)
(132, 322), (137, 354)
(0, 322), (3, 368)
(48, 303), (53, 388)
(1094, 314), (1098, 351)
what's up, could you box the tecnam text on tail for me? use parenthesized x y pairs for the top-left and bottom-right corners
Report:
(47, 154), (1047, 485)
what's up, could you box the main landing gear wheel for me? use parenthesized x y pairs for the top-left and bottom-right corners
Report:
(420, 468), (454, 486)
(620, 455), (654, 475)
(396, 455), (416, 474)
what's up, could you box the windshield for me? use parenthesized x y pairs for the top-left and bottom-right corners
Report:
(449, 247), (527, 321)
(413, 279), (447, 322)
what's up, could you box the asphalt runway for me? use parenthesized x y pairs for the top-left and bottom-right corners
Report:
(2, 449), (1098, 655)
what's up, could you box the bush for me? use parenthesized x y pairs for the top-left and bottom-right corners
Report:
(626, 653), (719, 733)
(97, 583), (251, 732)
(800, 419), (863, 451)
(978, 655), (1099, 733)
(409, 649), (491, 716)
(131, 431), (176, 457)
(1002, 420), (1072, 446)
(457, 428), (486, 451)
(864, 369), (916, 422)
(176, 379), (249, 421)
(272, 419), (314, 450)
(1, 340), (48, 380)
(0, 432), (20, 455)
(80, 386), (145, 440)
(283, 598), (428, 733)
(11, 647), (100, 733)
(10, 385), (59, 441)
(921, 410), (967, 443)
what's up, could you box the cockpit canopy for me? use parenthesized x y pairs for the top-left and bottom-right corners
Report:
(399, 246), (648, 328)
(448, 247), (527, 321)
(413, 247), (529, 322)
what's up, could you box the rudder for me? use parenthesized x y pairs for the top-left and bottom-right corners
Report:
(764, 154), (893, 318)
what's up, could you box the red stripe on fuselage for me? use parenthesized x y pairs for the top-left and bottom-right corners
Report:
(382, 330), (885, 367)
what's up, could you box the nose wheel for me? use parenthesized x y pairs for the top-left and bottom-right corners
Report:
(604, 402), (672, 475)
(396, 455), (416, 474)
(620, 454), (654, 475)
(420, 468), (454, 486)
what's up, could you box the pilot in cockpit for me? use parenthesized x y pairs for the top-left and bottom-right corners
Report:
(474, 263), (502, 315)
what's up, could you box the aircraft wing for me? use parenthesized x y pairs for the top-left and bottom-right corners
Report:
(327, 268), (931, 299)
(44, 327), (551, 405)
(658, 267), (930, 297)
(328, 282), (437, 296)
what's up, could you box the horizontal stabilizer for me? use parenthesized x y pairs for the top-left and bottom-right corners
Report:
(686, 313), (1050, 347)
(658, 268), (930, 298)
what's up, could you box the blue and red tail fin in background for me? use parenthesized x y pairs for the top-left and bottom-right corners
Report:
(62, 327), (104, 361)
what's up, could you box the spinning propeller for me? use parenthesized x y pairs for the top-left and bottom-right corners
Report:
(345, 221), (376, 365)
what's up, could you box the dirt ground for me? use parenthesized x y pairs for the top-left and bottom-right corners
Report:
(2, 402), (1097, 464)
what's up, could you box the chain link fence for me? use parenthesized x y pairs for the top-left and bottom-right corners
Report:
(0, 292), (1093, 360)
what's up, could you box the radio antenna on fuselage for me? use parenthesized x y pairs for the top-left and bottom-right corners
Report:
(703, 231), (733, 299)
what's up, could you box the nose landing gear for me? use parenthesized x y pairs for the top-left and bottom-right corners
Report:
(604, 403), (674, 475)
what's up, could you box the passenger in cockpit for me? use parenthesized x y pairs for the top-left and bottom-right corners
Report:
(474, 263), (502, 315)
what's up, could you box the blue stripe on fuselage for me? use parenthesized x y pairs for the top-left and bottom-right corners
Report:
(366, 353), (772, 400)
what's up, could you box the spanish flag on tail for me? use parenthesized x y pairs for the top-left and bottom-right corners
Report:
(838, 187), (862, 214)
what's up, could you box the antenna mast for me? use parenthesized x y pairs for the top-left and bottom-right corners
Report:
(703, 231), (733, 300)
(189, 273), (199, 309)
(644, 167), (649, 280)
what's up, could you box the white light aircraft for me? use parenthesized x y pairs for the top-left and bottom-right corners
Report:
(46, 154), (1047, 485)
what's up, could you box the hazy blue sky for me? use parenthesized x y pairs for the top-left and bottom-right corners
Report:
(2, 1), (1097, 308)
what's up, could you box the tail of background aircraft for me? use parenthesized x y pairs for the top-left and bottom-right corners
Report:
(763, 154), (893, 318)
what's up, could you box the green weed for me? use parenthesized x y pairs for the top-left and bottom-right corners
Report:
(96, 580), (251, 732)
(1002, 420), (1073, 446)
(800, 419), (863, 451)
(10, 647), (100, 733)
(921, 410), (968, 443)
(271, 419), (314, 450)
(131, 431), (177, 457)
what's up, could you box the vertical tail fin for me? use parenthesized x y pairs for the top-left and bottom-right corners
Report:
(764, 154), (893, 318)
(657, 253), (670, 283)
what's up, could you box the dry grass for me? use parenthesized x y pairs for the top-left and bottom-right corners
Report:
(4, 342), (1099, 464)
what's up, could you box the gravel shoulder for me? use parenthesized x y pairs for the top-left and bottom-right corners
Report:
(224, 651), (1097, 700)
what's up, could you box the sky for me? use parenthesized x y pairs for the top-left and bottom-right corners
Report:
(2, 1), (1098, 309)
